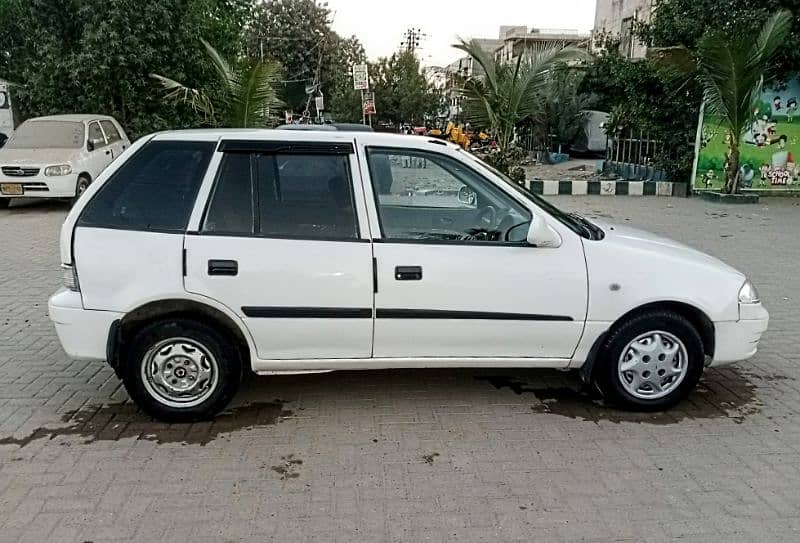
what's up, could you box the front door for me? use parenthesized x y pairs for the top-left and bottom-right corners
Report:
(184, 141), (374, 360)
(361, 146), (588, 362)
(87, 121), (113, 175)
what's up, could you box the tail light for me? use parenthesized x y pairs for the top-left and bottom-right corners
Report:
(62, 264), (80, 292)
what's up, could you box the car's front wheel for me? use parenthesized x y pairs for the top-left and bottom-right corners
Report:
(71, 176), (90, 207)
(0, 197), (9, 209)
(122, 319), (242, 422)
(594, 310), (705, 411)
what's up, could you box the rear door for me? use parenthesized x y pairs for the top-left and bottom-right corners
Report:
(184, 139), (374, 361)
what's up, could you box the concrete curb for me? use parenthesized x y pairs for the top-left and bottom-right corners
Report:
(524, 179), (688, 197)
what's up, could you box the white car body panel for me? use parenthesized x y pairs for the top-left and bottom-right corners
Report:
(49, 129), (769, 378)
(0, 115), (130, 199)
(582, 221), (744, 323)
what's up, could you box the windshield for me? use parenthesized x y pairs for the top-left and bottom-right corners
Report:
(6, 121), (85, 149)
(459, 150), (603, 240)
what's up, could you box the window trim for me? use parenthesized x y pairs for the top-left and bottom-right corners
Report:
(364, 146), (532, 246)
(99, 119), (121, 144)
(76, 140), (216, 233)
(198, 150), (362, 242)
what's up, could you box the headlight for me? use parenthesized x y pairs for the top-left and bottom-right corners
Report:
(738, 280), (760, 304)
(62, 264), (80, 292)
(45, 164), (72, 176)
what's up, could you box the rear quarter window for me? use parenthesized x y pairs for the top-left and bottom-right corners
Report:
(78, 140), (215, 232)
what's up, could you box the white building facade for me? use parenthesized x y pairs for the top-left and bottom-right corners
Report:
(593, 0), (656, 58)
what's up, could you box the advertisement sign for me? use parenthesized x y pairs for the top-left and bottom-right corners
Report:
(363, 92), (376, 116)
(315, 96), (325, 112)
(694, 78), (800, 190)
(353, 64), (369, 91)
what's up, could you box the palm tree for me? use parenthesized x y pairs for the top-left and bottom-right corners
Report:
(151, 39), (283, 128)
(452, 39), (589, 155)
(658, 10), (792, 194)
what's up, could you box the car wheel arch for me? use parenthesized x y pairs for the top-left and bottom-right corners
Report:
(581, 301), (715, 383)
(111, 299), (252, 377)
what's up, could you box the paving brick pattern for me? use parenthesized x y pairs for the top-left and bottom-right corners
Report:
(1, 197), (799, 542)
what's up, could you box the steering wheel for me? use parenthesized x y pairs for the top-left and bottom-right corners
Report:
(474, 205), (497, 229)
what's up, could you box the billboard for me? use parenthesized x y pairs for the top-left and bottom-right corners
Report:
(694, 78), (799, 191)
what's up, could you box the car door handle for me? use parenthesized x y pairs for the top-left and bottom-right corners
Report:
(395, 266), (422, 281)
(208, 259), (238, 276)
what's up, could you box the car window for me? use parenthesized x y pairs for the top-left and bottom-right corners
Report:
(201, 152), (359, 240)
(100, 120), (121, 144)
(87, 121), (106, 149)
(78, 141), (215, 232)
(366, 148), (531, 243)
(5, 121), (84, 149)
(202, 153), (255, 235)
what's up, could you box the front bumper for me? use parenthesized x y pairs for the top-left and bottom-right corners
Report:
(1, 173), (79, 198)
(710, 303), (770, 366)
(49, 289), (122, 361)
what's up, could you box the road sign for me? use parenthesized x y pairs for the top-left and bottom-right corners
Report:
(353, 64), (369, 91)
(315, 96), (325, 112)
(363, 92), (376, 116)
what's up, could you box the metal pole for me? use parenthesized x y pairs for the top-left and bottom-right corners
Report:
(361, 89), (366, 125)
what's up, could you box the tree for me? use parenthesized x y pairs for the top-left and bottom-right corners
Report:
(245, 0), (366, 116)
(659, 10), (793, 193)
(637, 0), (800, 78)
(152, 39), (282, 128)
(580, 40), (702, 183)
(453, 39), (588, 157)
(371, 50), (441, 126)
(0, 0), (253, 138)
(539, 66), (595, 153)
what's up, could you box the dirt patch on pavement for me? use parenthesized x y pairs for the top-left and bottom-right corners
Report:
(0, 399), (293, 448)
(476, 367), (775, 425)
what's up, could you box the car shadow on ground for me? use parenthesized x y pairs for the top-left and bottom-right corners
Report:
(0, 365), (783, 449)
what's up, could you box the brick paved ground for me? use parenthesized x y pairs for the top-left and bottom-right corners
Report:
(1, 196), (799, 543)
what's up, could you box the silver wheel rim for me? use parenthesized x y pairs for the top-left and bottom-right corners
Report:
(77, 180), (88, 196)
(617, 331), (688, 400)
(141, 338), (219, 408)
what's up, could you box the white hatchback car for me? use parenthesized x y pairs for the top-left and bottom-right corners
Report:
(0, 114), (129, 207)
(49, 130), (769, 421)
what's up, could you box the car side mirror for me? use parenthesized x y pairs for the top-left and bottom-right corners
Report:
(87, 140), (95, 152)
(527, 215), (562, 248)
(458, 186), (477, 206)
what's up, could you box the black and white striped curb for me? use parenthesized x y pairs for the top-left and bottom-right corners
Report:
(523, 179), (689, 197)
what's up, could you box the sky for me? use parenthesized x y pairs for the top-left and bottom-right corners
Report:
(327, 0), (597, 67)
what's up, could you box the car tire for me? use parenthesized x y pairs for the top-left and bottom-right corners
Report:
(0, 198), (8, 209)
(122, 318), (242, 422)
(71, 176), (90, 208)
(593, 310), (705, 411)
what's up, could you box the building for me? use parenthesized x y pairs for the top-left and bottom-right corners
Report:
(593, 0), (656, 58)
(495, 27), (591, 64)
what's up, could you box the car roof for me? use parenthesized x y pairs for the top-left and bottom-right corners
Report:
(26, 114), (118, 123)
(276, 123), (374, 132)
(151, 129), (461, 150)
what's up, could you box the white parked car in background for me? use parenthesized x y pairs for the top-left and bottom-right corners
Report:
(49, 130), (769, 422)
(0, 114), (129, 208)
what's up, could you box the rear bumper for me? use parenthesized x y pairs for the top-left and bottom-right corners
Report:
(710, 303), (770, 366)
(48, 289), (122, 361)
(1, 173), (79, 198)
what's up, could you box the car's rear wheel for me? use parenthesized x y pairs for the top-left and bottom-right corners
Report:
(593, 310), (705, 411)
(71, 176), (90, 207)
(122, 318), (242, 422)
